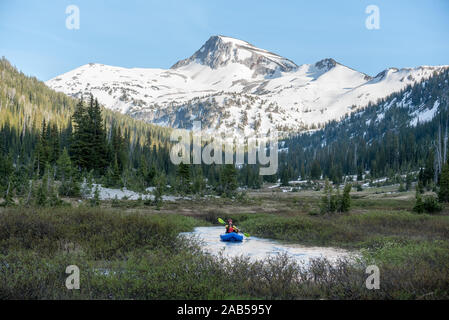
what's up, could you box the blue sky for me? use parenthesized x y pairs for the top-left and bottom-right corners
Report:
(1, 0), (449, 80)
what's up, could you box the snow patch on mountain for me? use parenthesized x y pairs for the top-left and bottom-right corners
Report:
(46, 35), (449, 135)
(410, 100), (440, 126)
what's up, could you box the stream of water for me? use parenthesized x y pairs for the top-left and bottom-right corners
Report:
(180, 226), (355, 265)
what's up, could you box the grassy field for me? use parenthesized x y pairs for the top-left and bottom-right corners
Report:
(1, 186), (448, 299)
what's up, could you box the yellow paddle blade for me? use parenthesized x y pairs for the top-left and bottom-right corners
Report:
(218, 218), (225, 225)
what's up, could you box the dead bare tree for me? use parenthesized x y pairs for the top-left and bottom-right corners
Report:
(444, 116), (448, 164)
(434, 114), (449, 183)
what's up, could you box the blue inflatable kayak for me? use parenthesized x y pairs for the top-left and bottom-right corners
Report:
(220, 232), (244, 242)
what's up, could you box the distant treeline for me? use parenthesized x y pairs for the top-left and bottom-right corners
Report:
(278, 68), (449, 185)
(2, 56), (449, 201)
(0, 57), (263, 201)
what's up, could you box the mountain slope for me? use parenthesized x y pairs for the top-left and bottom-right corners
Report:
(0, 57), (171, 149)
(46, 35), (449, 136)
(280, 67), (449, 180)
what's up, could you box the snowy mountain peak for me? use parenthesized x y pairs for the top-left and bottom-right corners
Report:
(171, 35), (298, 77)
(373, 68), (399, 80)
(46, 35), (449, 137)
(314, 58), (338, 71)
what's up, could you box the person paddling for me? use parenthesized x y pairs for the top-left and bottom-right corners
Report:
(218, 217), (249, 238)
(225, 219), (240, 234)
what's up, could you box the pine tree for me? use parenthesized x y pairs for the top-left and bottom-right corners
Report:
(417, 178), (424, 194)
(35, 183), (47, 207)
(147, 164), (156, 186)
(0, 153), (14, 196)
(413, 189), (424, 213)
(48, 185), (63, 207)
(57, 147), (79, 196)
(36, 119), (49, 176)
(177, 162), (191, 194)
(57, 148), (72, 181)
(70, 97), (110, 173)
(106, 154), (122, 188)
(152, 172), (166, 209)
(311, 160), (321, 180)
(49, 123), (60, 163)
(111, 125), (127, 172)
(339, 183), (352, 212)
(280, 165), (291, 186)
(90, 185), (100, 207)
(438, 163), (449, 202)
(70, 99), (89, 170)
(192, 166), (206, 195)
(331, 187), (339, 213)
(405, 174), (412, 191)
(80, 170), (94, 198)
(13, 161), (31, 197)
(35, 164), (51, 207)
(221, 164), (238, 197)
(88, 98), (108, 171)
(300, 162), (306, 180)
(357, 165), (364, 181)
(138, 155), (148, 189)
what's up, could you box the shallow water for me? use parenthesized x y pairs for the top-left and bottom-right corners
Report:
(180, 226), (354, 265)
